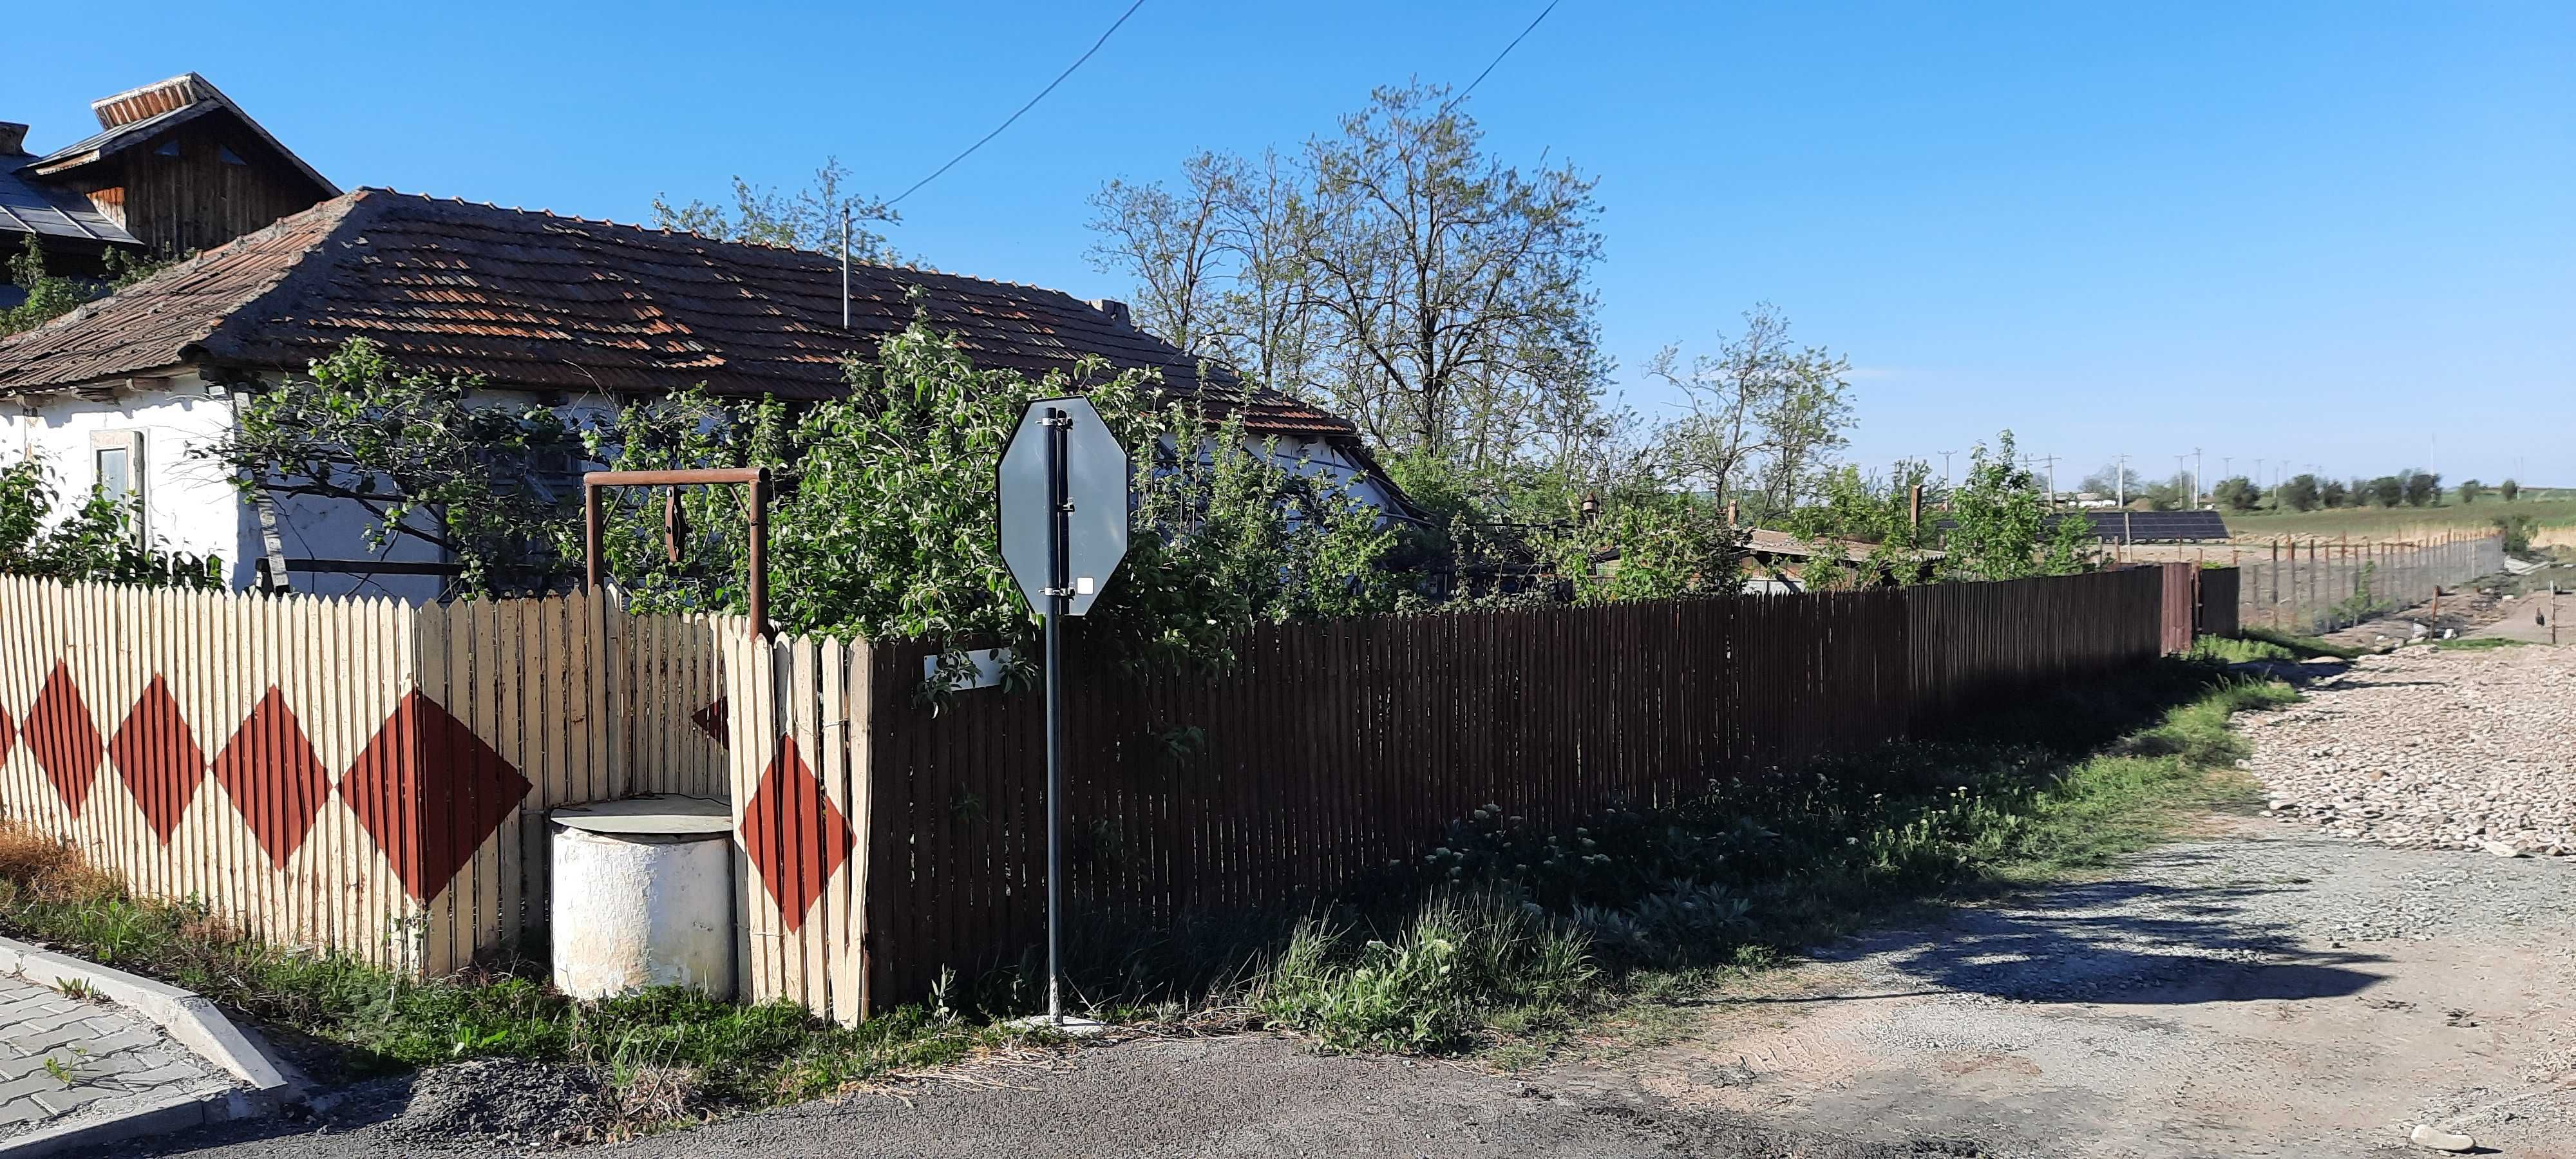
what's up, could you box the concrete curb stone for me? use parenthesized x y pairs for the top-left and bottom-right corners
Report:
(0, 936), (300, 1157)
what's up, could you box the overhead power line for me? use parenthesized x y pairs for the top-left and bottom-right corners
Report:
(886, 0), (1149, 208)
(1443, 0), (1562, 113)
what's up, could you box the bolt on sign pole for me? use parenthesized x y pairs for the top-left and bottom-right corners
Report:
(997, 398), (1129, 1030)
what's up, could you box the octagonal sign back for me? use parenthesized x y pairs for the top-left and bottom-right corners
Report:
(997, 396), (1130, 616)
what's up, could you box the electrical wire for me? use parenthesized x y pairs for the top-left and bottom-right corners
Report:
(886, 0), (1149, 208)
(1442, 0), (1561, 113)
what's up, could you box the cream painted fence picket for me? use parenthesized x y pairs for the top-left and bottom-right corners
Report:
(0, 576), (737, 974)
(720, 631), (872, 1024)
(0, 577), (423, 967)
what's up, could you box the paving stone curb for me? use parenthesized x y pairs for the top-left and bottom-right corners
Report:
(0, 936), (297, 1157)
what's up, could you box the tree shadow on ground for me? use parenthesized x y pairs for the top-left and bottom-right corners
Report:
(1796, 848), (2388, 1006)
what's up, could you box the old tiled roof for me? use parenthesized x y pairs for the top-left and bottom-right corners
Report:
(0, 188), (1360, 442)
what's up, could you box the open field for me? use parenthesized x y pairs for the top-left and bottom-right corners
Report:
(2217, 496), (2576, 542)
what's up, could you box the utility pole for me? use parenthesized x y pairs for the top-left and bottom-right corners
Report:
(2254, 458), (2266, 506)
(2116, 453), (2132, 548)
(1939, 449), (1957, 491)
(2193, 447), (2204, 509)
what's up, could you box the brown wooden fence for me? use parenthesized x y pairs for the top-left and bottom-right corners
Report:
(0, 578), (733, 973)
(726, 567), (2172, 1017)
(5, 563), (2196, 1007)
(2196, 567), (2241, 637)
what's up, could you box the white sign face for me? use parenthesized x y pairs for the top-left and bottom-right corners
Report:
(996, 397), (1130, 617)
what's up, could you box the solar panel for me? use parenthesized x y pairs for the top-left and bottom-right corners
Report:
(2057, 510), (2231, 543)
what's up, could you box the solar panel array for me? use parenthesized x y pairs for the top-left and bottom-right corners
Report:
(2056, 509), (2232, 543)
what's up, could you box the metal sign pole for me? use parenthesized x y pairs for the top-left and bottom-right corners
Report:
(1043, 405), (1071, 1024)
(994, 395), (1126, 1035)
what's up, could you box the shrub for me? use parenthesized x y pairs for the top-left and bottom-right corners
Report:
(0, 457), (222, 588)
(2497, 513), (2537, 556)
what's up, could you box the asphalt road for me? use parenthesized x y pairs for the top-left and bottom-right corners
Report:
(124, 1033), (1960, 1159)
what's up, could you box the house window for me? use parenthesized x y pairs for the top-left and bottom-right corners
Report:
(90, 431), (146, 541)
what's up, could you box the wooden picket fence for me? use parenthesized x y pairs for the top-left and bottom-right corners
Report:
(3, 563), (2202, 1013)
(0, 576), (734, 973)
(724, 566), (2175, 1019)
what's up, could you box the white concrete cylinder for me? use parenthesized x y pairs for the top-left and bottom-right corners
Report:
(549, 796), (735, 1001)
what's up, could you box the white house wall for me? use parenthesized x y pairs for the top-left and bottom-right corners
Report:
(6, 375), (259, 587)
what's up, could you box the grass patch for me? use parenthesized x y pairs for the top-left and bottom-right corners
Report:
(1226, 659), (2298, 1062)
(2222, 497), (2576, 539)
(0, 833), (1021, 1133)
(2432, 636), (2527, 651)
(2186, 627), (2360, 663)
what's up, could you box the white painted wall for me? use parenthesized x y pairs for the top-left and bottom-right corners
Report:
(6, 373), (260, 587)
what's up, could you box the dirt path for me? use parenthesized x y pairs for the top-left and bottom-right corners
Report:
(128, 646), (2576, 1158)
(1611, 829), (2576, 1157)
(1618, 643), (2576, 1158)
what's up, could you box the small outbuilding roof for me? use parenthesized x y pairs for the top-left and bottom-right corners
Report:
(0, 154), (137, 247)
(0, 189), (1363, 442)
(19, 73), (339, 197)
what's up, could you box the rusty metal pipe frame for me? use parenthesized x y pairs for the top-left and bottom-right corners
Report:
(582, 468), (772, 637)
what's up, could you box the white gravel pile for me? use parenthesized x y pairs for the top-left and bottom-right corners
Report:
(2241, 643), (2576, 856)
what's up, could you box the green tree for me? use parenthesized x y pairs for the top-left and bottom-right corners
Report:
(1782, 460), (1939, 589)
(2367, 475), (2405, 507)
(2143, 471), (2192, 511)
(2496, 513), (2537, 555)
(1940, 433), (2096, 581)
(203, 337), (589, 593)
(1088, 82), (1609, 490)
(2402, 471), (2441, 507)
(0, 456), (222, 588)
(2456, 479), (2485, 504)
(593, 322), (1399, 666)
(2501, 478), (2521, 503)
(1647, 305), (1855, 516)
(2079, 463), (2144, 502)
(650, 158), (899, 261)
(2318, 478), (2350, 509)
(2211, 475), (2260, 512)
(206, 323), (1398, 667)
(2275, 474), (2322, 513)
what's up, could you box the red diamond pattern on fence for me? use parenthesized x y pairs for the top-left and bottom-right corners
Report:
(691, 697), (728, 748)
(0, 702), (14, 768)
(109, 675), (205, 845)
(341, 692), (533, 903)
(24, 662), (102, 816)
(211, 688), (332, 870)
(738, 736), (850, 932)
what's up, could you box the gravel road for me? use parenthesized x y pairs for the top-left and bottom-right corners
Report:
(2246, 643), (2576, 855)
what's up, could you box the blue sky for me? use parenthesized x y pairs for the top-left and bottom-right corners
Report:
(8, 1), (2568, 485)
